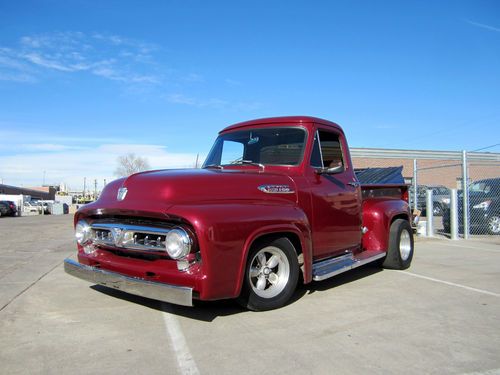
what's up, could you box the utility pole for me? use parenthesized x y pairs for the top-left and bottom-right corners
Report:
(94, 179), (98, 200)
(195, 153), (199, 168)
(83, 177), (87, 202)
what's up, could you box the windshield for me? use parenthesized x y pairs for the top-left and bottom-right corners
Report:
(203, 127), (307, 167)
(470, 181), (496, 194)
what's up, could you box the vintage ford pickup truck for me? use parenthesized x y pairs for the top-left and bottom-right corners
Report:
(65, 116), (413, 311)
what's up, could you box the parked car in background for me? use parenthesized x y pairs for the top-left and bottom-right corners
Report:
(34, 200), (53, 214)
(0, 201), (17, 217)
(410, 185), (450, 216)
(0, 202), (8, 217)
(443, 177), (500, 235)
(24, 201), (39, 213)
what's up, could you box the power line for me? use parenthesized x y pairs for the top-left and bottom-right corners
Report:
(471, 143), (500, 152)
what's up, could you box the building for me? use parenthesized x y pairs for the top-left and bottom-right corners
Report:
(351, 148), (500, 189)
(0, 184), (57, 200)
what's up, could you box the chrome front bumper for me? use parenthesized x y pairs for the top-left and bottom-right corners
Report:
(64, 258), (193, 307)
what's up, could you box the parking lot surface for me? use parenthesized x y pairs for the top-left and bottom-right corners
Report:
(1, 215), (499, 375)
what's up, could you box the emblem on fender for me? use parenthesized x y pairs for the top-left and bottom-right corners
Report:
(117, 187), (128, 201)
(258, 184), (295, 194)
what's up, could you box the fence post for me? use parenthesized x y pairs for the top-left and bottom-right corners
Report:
(426, 189), (434, 237)
(450, 189), (459, 240)
(462, 150), (469, 239)
(413, 159), (418, 210)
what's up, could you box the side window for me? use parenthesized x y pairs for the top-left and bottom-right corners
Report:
(310, 130), (344, 169)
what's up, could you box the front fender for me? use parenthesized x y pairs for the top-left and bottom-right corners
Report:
(167, 202), (312, 300)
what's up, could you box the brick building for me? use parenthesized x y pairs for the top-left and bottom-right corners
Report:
(0, 184), (56, 200)
(350, 148), (500, 189)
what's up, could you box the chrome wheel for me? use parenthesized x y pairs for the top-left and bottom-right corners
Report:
(248, 246), (290, 299)
(399, 230), (412, 261)
(488, 216), (500, 235)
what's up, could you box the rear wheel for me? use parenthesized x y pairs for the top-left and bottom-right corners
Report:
(382, 219), (414, 270)
(487, 215), (500, 235)
(238, 237), (299, 311)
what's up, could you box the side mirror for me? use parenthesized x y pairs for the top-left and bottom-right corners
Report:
(315, 165), (344, 175)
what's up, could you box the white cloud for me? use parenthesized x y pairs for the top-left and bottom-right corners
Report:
(0, 31), (162, 85)
(466, 20), (500, 33)
(0, 71), (36, 83)
(166, 93), (262, 111)
(0, 142), (202, 190)
(24, 143), (85, 152)
(23, 52), (81, 72)
(167, 93), (198, 105)
(0, 128), (126, 146)
(1, 31), (260, 111)
(166, 93), (227, 108)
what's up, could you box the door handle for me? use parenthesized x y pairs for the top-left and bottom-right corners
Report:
(347, 182), (359, 187)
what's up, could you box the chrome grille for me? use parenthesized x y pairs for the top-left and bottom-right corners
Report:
(90, 222), (170, 252)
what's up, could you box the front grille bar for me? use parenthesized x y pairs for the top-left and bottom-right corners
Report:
(90, 222), (170, 252)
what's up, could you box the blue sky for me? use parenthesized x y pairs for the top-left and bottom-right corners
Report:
(0, 0), (499, 189)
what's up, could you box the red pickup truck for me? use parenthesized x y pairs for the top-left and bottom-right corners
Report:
(65, 116), (413, 311)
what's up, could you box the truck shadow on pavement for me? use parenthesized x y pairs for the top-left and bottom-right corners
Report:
(300, 265), (382, 295)
(91, 265), (383, 322)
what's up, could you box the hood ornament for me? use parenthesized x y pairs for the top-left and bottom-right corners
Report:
(117, 187), (128, 201)
(258, 184), (294, 194)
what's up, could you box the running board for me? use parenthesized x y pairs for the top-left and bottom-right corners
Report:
(312, 251), (387, 281)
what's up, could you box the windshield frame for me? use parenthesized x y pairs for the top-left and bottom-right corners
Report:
(202, 126), (309, 168)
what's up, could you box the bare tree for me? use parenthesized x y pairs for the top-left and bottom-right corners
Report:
(114, 153), (151, 177)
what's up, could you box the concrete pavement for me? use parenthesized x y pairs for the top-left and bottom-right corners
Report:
(1, 215), (499, 374)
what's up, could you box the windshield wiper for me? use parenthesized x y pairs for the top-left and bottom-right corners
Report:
(203, 164), (224, 170)
(234, 160), (265, 169)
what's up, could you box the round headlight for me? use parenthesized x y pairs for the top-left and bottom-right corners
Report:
(165, 228), (191, 259)
(75, 220), (92, 245)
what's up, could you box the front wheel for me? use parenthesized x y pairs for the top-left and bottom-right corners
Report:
(238, 237), (299, 311)
(487, 215), (500, 235)
(382, 219), (414, 270)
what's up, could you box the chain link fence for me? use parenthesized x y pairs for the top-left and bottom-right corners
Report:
(351, 148), (500, 238)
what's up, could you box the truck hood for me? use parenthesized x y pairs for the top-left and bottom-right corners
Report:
(89, 168), (298, 215)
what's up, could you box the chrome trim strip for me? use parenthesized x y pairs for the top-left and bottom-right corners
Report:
(96, 241), (167, 252)
(64, 258), (193, 307)
(91, 222), (170, 234)
(312, 252), (386, 281)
